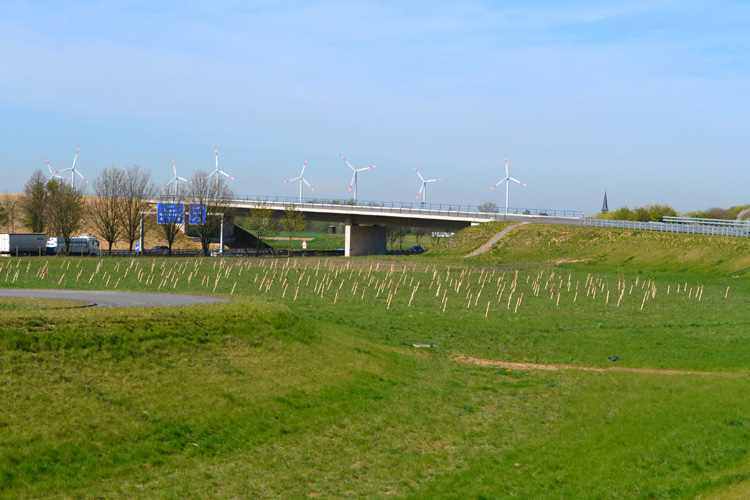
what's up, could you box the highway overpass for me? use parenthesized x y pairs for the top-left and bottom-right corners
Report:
(215, 197), (584, 256)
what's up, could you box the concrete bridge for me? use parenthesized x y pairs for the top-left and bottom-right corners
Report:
(219, 197), (584, 256)
(145, 195), (750, 256)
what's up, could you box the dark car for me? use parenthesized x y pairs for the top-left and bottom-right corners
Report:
(407, 246), (425, 252)
(151, 245), (169, 254)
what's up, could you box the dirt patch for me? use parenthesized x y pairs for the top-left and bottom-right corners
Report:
(457, 356), (745, 377)
(553, 258), (591, 265)
(264, 237), (315, 241)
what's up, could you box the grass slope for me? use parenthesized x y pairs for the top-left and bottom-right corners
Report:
(459, 222), (750, 275)
(1, 244), (750, 498)
(428, 220), (515, 257)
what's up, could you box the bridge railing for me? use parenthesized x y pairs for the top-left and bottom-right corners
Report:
(228, 195), (585, 219)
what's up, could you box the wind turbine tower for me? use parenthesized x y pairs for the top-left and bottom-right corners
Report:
(53, 146), (88, 189)
(340, 154), (377, 204)
(489, 154), (527, 218)
(413, 166), (443, 206)
(206, 147), (236, 187)
(282, 158), (315, 202)
(162, 158), (192, 191)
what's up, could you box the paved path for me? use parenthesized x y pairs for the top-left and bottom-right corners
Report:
(464, 222), (528, 258)
(0, 289), (231, 308)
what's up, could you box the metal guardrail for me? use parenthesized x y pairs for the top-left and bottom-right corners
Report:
(153, 194), (585, 219)
(228, 197), (585, 220)
(581, 218), (750, 238)
(663, 216), (750, 229)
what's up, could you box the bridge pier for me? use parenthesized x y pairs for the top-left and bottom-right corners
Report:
(345, 224), (387, 257)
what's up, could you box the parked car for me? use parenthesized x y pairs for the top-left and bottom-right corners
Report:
(151, 245), (169, 254)
(408, 246), (425, 252)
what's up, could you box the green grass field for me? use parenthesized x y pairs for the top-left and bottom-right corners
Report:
(3, 223), (750, 498)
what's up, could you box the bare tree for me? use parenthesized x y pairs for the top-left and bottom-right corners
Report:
(120, 165), (155, 255)
(189, 170), (234, 256)
(21, 169), (49, 233)
(431, 231), (442, 247)
(247, 201), (278, 256)
(479, 201), (498, 213)
(413, 226), (428, 247)
(386, 226), (398, 250)
(157, 182), (188, 256)
(90, 167), (125, 255)
(46, 179), (87, 254)
(280, 204), (306, 252)
(1, 195), (19, 232)
(395, 226), (408, 250)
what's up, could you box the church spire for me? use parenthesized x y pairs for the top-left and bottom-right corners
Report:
(601, 191), (609, 214)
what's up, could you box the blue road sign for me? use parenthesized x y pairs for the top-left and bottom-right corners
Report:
(135, 241), (141, 252)
(189, 203), (206, 225)
(157, 203), (184, 224)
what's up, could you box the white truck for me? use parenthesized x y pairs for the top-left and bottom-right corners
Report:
(46, 234), (101, 256)
(0, 233), (48, 256)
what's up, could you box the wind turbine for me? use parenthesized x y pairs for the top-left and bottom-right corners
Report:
(340, 154), (377, 203)
(46, 158), (70, 182)
(282, 158), (314, 202)
(205, 146), (235, 186)
(413, 166), (443, 206)
(53, 145), (89, 189)
(489, 154), (527, 217)
(162, 157), (192, 191)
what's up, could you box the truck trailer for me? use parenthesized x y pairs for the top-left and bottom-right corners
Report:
(46, 235), (101, 256)
(0, 233), (47, 256)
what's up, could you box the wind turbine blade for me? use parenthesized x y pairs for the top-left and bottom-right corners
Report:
(302, 178), (314, 191)
(348, 172), (356, 193)
(71, 145), (79, 170)
(282, 177), (301, 184)
(215, 147), (219, 170)
(413, 166), (425, 182)
(426, 178), (443, 183)
(173, 158), (178, 176)
(75, 169), (89, 185)
(489, 178), (508, 191)
(218, 170), (235, 181)
(46, 158), (53, 174)
(509, 177), (527, 187)
(177, 177), (191, 183)
(339, 154), (356, 171)
(300, 158), (307, 177)
(416, 184), (424, 200)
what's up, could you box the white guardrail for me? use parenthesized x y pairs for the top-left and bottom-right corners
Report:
(581, 217), (750, 238)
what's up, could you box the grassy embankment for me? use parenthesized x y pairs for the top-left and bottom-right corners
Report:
(2, 222), (750, 498)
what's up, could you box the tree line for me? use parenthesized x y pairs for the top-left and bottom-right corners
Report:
(7, 166), (236, 256)
(593, 203), (750, 223)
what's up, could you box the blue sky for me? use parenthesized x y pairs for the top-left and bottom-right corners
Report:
(1, 0), (748, 215)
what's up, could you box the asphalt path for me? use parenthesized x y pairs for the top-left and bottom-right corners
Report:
(0, 289), (231, 308)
